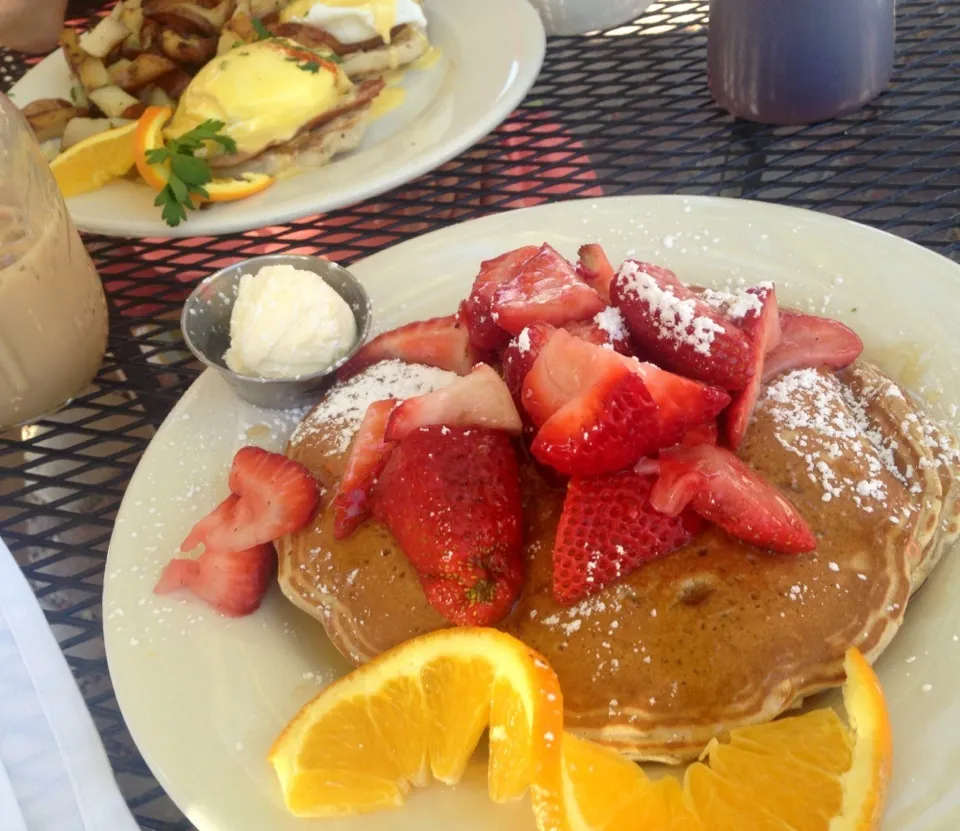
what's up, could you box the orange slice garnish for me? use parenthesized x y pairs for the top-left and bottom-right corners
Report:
(268, 627), (564, 817)
(49, 120), (139, 198)
(535, 647), (891, 831)
(133, 105), (274, 203)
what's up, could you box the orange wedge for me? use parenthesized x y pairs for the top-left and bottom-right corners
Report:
(49, 120), (139, 198)
(268, 627), (564, 818)
(133, 105), (274, 203)
(536, 648), (891, 831)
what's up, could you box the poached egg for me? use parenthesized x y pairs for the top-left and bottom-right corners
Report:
(279, 0), (427, 45)
(165, 38), (353, 160)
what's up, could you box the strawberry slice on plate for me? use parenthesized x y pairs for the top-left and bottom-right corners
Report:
(181, 446), (320, 554)
(723, 284), (781, 450)
(678, 421), (718, 448)
(611, 260), (755, 390)
(492, 243), (606, 335)
(553, 471), (701, 604)
(563, 306), (634, 355)
(501, 322), (557, 410)
(462, 245), (540, 351)
(385, 364), (522, 441)
(333, 398), (397, 540)
(373, 425), (524, 626)
(522, 330), (728, 447)
(576, 243), (616, 302)
(633, 361), (730, 449)
(532, 362), (659, 476)
(651, 444), (817, 554)
(155, 544), (275, 617)
(762, 310), (863, 383)
(337, 314), (479, 381)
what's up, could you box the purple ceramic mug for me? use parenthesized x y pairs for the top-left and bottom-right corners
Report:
(708, 0), (896, 125)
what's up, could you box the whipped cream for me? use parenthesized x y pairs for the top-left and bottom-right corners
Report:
(223, 264), (357, 379)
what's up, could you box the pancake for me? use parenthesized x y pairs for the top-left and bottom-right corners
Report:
(277, 359), (960, 763)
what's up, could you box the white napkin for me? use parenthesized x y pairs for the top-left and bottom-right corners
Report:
(0, 535), (141, 831)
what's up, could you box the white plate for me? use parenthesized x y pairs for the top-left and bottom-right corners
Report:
(104, 196), (960, 830)
(8, 0), (544, 238)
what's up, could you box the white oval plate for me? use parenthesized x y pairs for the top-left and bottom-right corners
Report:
(104, 196), (960, 830)
(8, 0), (544, 238)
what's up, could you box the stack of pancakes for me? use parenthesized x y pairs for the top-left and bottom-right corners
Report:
(276, 358), (960, 762)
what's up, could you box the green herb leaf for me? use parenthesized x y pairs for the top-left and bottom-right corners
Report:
(144, 119), (236, 228)
(252, 17), (271, 40)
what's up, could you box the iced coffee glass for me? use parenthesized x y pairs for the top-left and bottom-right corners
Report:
(0, 91), (108, 428)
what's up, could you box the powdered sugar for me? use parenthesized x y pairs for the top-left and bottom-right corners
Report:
(594, 306), (628, 342)
(761, 368), (901, 509)
(617, 261), (723, 355)
(289, 360), (457, 453)
(701, 282), (772, 321)
(516, 328), (532, 354)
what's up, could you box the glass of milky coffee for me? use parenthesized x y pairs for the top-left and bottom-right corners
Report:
(0, 92), (108, 428)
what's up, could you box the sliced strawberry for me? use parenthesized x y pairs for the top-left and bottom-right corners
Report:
(501, 322), (557, 410)
(492, 243), (606, 335)
(154, 544), (275, 617)
(633, 361), (730, 448)
(337, 314), (478, 381)
(181, 446), (320, 554)
(373, 426), (524, 626)
(611, 261), (755, 390)
(523, 330), (728, 444)
(532, 363), (659, 476)
(762, 310), (863, 383)
(576, 243), (616, 303)
(563, 306), (634, 355)
(333, 399), (397, 540)
(462, 245), (540, 351)
(678, 421), (718, 447)
(723, 285), (781, 450)
(651, 444), (817, 554)
(553, 472), (701, 604)
(522, 329), (612, 427)
(385, 363), (522, 441)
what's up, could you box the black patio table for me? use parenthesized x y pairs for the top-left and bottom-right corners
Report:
(1, 1), (958, 828)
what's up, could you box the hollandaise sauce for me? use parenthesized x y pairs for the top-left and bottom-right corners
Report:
(165, 40), (352, 158)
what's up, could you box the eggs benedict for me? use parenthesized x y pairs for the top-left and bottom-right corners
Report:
(272, 0), (430, 77)
(165, 37), (383, 177)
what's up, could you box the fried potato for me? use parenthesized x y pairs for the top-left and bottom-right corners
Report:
(159, 27), (217, 65)
(109, 52), (178, 91)
(61, 116), (113, 149)
(61, 29), (112, 92)
(140, 85), (177, 108)
(120, 0), (145, 37)
(80, 4), (131, 59)
(143, 0), (235, 36)
(22, 99), (82, 141)
(88, 84), (146, 119)
(153, 67), (193, 99)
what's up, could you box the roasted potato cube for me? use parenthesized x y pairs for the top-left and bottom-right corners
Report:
(88, 84), (144, 119)
(69, 84), (91, 110)
(109, 53), (178, 92)
(79, 57), (111, 92)
(144, 85), (176, 108)
(159, 28), (216, 65)
(153, 67), (192, 99)
(61, 117), (113, 150)
(80, 5), (131, 59)
(144, 0), (235, 36)
(22, 99), (81, 142)
(120, 0), (145, 37)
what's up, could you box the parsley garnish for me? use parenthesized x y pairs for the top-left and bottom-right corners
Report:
(145, 120), (237, 228)
(252, 17), (271, 40)
(286, 56), (320, 73)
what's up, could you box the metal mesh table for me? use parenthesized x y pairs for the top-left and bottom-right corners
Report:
(1, 1), (959, 827)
